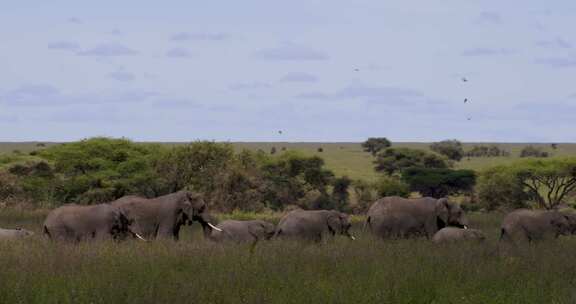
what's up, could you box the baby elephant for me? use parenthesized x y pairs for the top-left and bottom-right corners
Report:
(207, 220), (276, 243)
(432, 227), (485, 244)
(0, 227), (35, 240)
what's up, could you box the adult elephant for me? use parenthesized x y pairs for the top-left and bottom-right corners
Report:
(432, 227), (485, 244)
(206, 220), (276, 244)
(366, 196), (468, 239)
(111, 190), (221, 241)
(43, 204), (142, 242)
(500, 209), (576, 243)
(0, 227), (34, 240)
(274, 209), (355, 242)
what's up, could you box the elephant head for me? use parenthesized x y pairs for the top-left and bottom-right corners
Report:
(551, 212), (573, 236)
(435, 198), (468, 229)
(110, 209), (147, 241)
(13, 228), (34, 238)
(256, 221), (277, 240)
(177, 191), (221, 232)
(327, 211), (355, 240)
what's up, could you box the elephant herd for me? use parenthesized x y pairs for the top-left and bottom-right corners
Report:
(2, 192), (576, 246)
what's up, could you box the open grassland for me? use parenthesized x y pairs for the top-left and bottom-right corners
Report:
(3, 211), (576, 303)
(3, 141), (576, 181)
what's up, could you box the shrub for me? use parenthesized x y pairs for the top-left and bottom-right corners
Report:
(430, 140), (464, 161)
(476, 166), (527, 211)
(465, 145), (510, 157)
(374, 176), (410, 198)
(520, 145), (549, 158)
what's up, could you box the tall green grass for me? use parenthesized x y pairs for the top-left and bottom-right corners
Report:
(1, 212), (576, 303)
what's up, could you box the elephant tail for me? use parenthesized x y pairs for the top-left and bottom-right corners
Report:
(499, 228), (508, 242)
(364, 216), (372, 233)
(43, 226), (51, 240)
(273, 228), (282, 239)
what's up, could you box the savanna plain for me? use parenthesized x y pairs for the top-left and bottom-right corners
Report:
(2, 142), (576, 303)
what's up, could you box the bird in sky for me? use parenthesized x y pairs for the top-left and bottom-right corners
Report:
(467, 117), (472, 121)
(354, 68), (360, 72)
(278, 130), (283, 134)
(464, 98), (469, 103)
(462, 77), (468, 82)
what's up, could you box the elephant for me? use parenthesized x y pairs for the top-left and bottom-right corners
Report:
(365, 196), (468, 239)
(0, 227), (34, 240)
(111, 190), (221, 241)
(274, 209), (355, 242)
(432, 227), (485, 244)
(500, 209), (576, 243)
(206, 220), (276, 244)
(43, 204), (142, 242)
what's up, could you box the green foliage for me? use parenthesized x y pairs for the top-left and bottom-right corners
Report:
(261, 152), (335, 210)
(330, 176), (351, 211)
(401, 167), (476, 198)
(465, 145), (511, 157)
(520, 145), (549, 158)
(374, 175), (410, 198)
(37, 137), (165, 204)
(362, 137), (391, 156)
(476, 166), (527, 211)
(510, 157), (576, 209)
(352, 179), (377, 213)
(374, 148), (450, 176)
(430, 139), (464, 161)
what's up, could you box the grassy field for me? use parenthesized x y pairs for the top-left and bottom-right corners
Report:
(2, 210), (576, 303)
(2, 141), (575, 181)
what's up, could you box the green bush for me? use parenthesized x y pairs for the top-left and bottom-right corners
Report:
(374, 176), (410, 198)
(476, 166), (528, 211)
(430, 139), (464, 161)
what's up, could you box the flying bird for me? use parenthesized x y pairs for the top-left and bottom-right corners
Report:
(278, 130), (283, 134)
(354, 68), (360, 72)
(467, 117), (472, 121)
(462, 77), (468, 82)
(464, 98), (469, 103)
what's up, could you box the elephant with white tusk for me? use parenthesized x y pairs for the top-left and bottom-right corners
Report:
(43, 204), (140, 242)
(111, 190), (220, 241)
(206, 220), (276, 243)
(366, 196), (468, 239)
(274, 209), (355, 242)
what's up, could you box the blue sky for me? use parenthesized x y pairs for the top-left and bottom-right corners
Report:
(1, 0), (575, 142)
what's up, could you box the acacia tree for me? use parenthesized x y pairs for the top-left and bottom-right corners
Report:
(374, 148), (450, 176)
(362, 137), (391, 156)
(512, 158), (576, 209)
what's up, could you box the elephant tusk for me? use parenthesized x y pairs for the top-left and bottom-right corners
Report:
(350, 235), (356, 240)
(463, 225), (469, 230)
(135, 233), (147, 241)
(208, 223), (223, 232)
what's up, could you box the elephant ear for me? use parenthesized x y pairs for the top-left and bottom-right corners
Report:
(435, 198), (450, 226)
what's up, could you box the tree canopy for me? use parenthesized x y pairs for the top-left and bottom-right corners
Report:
(401, 167), (476, 198)
(362, 137), (391, 156)
(430, 140), (464, 161)
(374, 148), (450, 176)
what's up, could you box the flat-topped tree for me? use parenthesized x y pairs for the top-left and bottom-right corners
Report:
(512, 158), (576, 209)
(362, 137), (391, 156)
